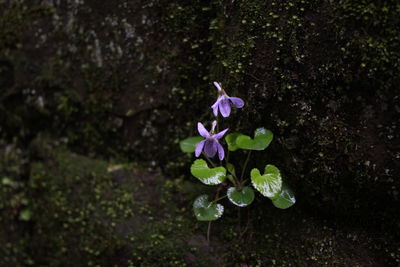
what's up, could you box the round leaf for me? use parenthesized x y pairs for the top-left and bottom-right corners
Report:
(179, 136), (204, 153)
(272, 184), (296, 209)
(193, 195), (224, 221)
(190, 159), (226, 185)
(227, 187), (255, 207)
(236, 128), (273, 151)
(251, 165), (282, 198)
(225, 133), (241, 151)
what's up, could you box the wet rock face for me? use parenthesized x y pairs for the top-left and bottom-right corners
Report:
(237, 1), (400, 223)
(0, 0), (399, 227)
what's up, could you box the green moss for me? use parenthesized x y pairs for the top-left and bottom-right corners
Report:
(26, 145), (191, 266)
(1, 140), (399, 266)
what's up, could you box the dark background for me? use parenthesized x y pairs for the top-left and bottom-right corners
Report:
(0, 0), (399, 266)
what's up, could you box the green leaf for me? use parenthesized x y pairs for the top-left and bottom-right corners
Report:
(225, 133), (241, 151)
(272, 184), (296, 209)
(193, 195), (224, 221)
(190, 159), (226, 185)
(227, 187), (255, 207)
(236, 128), (273, 150)
(251, 165), (282, 198)
(179, 136), (204, 153)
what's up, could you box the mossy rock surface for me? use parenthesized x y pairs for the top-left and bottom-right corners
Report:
(0, 0), (399, 266)
(0, 144), (219, 266)
(0, 143), (398, 266)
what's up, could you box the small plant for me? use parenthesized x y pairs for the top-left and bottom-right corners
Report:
(180, 82), (295, 224)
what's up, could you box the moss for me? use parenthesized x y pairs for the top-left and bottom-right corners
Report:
(1, 139), (399, 266)
(0, 141), (222, 266)
(19, 144), (190, 266)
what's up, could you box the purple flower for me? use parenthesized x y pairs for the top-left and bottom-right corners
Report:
(195, 121), (228, 160)
(211, 81), (244, 117)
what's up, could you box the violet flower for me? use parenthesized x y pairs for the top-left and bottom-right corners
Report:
(195, 121), (228, 160)
(211, 81), (244, 117)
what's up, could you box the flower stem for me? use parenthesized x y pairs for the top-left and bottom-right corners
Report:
(240, 151), (252, 181)
(226, 174), (237, 187)
(202, 152), (216, 167)
(211, 195), (227, 203)
(231, 173), (241, 188)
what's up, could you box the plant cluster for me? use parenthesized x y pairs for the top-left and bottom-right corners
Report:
(180, 82), (296, 222)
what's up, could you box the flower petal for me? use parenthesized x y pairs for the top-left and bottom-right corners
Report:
(217, 142), (225, 161)
(195, 140), (205, 157)
(211, 120), (217, 132)
(197, 122), (210, 138)
(213, 81), (223, 92)
(211, 97), (221, 117)
(204, 139), (218, 158)
(219, 98), (231, 117)
(229, 97), (244, 108)
(213, 128), (229, 140)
